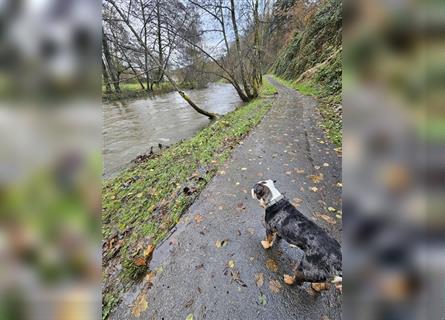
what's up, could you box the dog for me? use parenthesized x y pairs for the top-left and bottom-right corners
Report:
(251, 179), (342, 292)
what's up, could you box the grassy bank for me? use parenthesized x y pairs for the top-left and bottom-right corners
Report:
(102, 79), (275, 318)
(102, 81), (197, 102)
(269, 75), (342, 147)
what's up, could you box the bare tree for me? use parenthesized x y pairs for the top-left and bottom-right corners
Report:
(104, 0), (218, 119)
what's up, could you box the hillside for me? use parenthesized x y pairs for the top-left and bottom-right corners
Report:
(272, 0), (342, 145)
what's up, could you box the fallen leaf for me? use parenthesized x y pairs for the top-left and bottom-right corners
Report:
(327, 207), (336, 212)
(336, 214), (342, 219)
(184, 299), (194, 308)
(310, 186), (318, 192)
(136, 192), (143, 198)
(143, 244), (155, 258)
(291, 198), (303, 207)
(218, 206), (224, 210)
(134, 257), (146, 266)
(228, 260), (235, 268)
(215, 239), (228, 248)
(314, 165), (320, 170)
(258, 293), (267, 305)
(241, 167), (247, 171)
(309, 173), (324, 183)
(285, 171), (292, 175)
(220, 171), (226, 175)
(230, 269), (247, 287)
(185, 314), (193, 320)
(269, 279), (282, 293)
(295, 168), (305, 174)
(255, 273), (264, 287)
(266, 259), (278, 272)
(235, 182), (240, 186)
(323, 163), (330, 167)
(194, 214), (204, 224)
(144, 271), (155, 284)
(247, 228), (255, 235)
(314, 213), (336, 224)
(236, 202), (246, 212)
(337, 182), (342, 187)
(131, 294), (148, 317)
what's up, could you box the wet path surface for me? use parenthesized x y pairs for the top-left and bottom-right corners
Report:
(111, 76), (342, 320)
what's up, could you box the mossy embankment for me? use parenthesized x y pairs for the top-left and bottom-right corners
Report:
(272, 0), (342, 147)
(102, 78), (275, 318)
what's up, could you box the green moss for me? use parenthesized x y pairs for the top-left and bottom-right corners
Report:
(102, 83), (275, 318)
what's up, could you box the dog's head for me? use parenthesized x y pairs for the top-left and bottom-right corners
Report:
(251, 179), (281, 208)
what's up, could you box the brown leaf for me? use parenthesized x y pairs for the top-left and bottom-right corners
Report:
(295, 168), (305, 174)
(194, 214), (204, 224)
(184, 298), (194, 308)
(236, 202), (246, 212)
(291, 198), (303, 207)
(134, 257), (146, 266)
(131, 293), (148, 317)
(266, 259), (278, 272)
(269, 279), (282, 293)
(255, 273), (264, 287)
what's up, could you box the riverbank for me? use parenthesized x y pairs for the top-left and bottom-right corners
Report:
(102, 78), (277, 317)
(269, 75), (342, 147)
(102, 81), (198, 102)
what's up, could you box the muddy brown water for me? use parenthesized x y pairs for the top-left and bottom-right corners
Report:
(103, 83), (242, 178)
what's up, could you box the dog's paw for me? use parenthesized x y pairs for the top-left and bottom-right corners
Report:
(283, 274), (296, 285)
(261, 240), (272, 249)
(311, 282), (329, 292)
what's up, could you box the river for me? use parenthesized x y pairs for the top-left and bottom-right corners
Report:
(103, 83), (242, 178)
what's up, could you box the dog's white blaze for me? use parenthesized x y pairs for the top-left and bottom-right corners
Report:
(251, 188), (256, 199)
(263, 180), (282, 203)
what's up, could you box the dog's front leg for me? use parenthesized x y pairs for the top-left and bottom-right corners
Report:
(261, 228), (275, 249)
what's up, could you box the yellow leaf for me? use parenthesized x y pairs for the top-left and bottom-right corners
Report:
(185, 314), (193, 320)
(228, 260), (235, 268)
(143, 244), (155, 258)
(327, 207), (336, 212)
(255, 273), (264, 287)
(131, 294), (148, 317)
(310, 187), (318, 192)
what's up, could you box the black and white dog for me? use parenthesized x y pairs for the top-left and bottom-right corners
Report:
(252, 179), (342, 291)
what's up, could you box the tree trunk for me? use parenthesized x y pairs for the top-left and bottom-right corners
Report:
(229, 0), (252, 100)
(102, 28), (120, 93)
(102, 58), (112, 94)
(251, 0), (261, 98)
(156, 0), (164, 83)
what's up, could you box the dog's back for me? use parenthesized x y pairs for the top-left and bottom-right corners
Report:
(266, 200), (342, 276)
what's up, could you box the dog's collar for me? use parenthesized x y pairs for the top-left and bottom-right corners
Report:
(266, 195), (284, 208)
